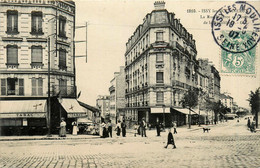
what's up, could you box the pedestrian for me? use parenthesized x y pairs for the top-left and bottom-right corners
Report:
(121, 120), (126, 137)
(116, 120), (121, 136)
(173, 121), (177, 134)
(100, 121), (106, 138)
(250, 121), (256, 133)
(155, 120), (161, 136)
(134, 122), (139, 137)
(164, 128), (176, 149)
(72, 120), (78, 136)
(107, 120), (112, 138)
(247, 117), (251, 128)
(59, 118), (66, 137)
(140, 118), (147, 137)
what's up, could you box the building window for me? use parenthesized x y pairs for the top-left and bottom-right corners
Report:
(59, 79), (67, 96)
(7, 10), (18, 34)
(59, 49), (67, 70)
(156, 92), (164, 103)
(156, 72), (164, 83)
(31, 11), (43, 35)
(31, 46), (43, 66)
(156, 32), (163, 41)
(32, 78), (43, 96)
(59, 16), (66, 38)
(156, 53), (164, 63)
(7, 78), (16, 95)
(6, 45), (18, 65)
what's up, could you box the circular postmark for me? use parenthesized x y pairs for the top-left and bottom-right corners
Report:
(211, 1), (260, 53)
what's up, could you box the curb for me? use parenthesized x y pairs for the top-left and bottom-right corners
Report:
(0, 136), (100, 141)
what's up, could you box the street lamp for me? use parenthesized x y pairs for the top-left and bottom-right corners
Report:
(162, 105), (165, 131)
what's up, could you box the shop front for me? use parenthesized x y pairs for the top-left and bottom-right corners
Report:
(59, 98), (87, 134)
(150, 107), (171, 127)
(0, 100), (47, 135)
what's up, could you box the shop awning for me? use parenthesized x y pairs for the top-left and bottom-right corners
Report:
(60, 98), (86, 118)
(0, 100), (47, 118)
(151, 107), (170, 114)
(173, 108), (196, 115)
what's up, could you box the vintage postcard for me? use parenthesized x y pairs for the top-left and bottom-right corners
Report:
(0, 0), (259, 167)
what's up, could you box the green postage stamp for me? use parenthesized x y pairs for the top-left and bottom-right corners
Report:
(221, 48), (256, 74)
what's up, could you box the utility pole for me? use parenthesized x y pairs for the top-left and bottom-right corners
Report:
(47, 37), (51, 137)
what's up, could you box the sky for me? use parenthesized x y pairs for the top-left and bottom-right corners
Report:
(74, 0), (260, 109)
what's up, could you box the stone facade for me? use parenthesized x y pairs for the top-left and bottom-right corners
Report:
(0, 0), (76, 135)
(124, 1), (219, 127)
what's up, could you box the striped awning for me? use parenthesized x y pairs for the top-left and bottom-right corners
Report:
(60, 98), (86, 118)
(173, 108), (196, 115)
(0, 100), (47, 118)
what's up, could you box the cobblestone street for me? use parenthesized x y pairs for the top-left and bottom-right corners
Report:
(0, 119), (259, 168)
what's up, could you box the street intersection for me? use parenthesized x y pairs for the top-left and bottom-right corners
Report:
(0, 119), (259, 168)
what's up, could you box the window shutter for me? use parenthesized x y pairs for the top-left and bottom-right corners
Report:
(38, 78), (43, 95)
(18, 79), (24, 95)
(1, 79), (6, 95)
(32, 78), (36, 95)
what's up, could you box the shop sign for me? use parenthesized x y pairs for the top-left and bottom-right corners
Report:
(0, 113), (46, 118)
(67, 113), (86, 118)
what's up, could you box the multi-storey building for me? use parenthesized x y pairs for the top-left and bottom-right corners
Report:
(109, 66), (125, 124)
(220, 93), (234, 113)
(0, 0), (86, 135)
(96, 95), (110, 122)
(124, 1), (209, 127)
(198, 59), (221, 103)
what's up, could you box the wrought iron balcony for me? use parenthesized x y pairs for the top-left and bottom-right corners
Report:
(52, 85), (76, 97)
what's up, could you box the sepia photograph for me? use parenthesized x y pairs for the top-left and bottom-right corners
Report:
(0, 0), (259, 167)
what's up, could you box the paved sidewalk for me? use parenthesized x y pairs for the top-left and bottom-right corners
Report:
(0, 123), (219, 141)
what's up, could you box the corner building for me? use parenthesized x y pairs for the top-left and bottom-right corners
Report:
(0, 0), (85, 135)
(124, 1), (202, 127)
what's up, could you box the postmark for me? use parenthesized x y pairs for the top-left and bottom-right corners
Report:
(221, 48), (256, 74)
(211, 1), (260, 53)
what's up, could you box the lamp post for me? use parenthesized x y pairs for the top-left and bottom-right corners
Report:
(162, 105), (165, 131)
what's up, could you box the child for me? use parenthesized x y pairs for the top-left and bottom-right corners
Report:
(164, 129), (176, 149)
(134, 122), (139, 137)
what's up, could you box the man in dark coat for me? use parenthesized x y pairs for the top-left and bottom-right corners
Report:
(164, 129), (176, 149)
(107, 120), (112, 138)
(155, 120), (161, 136)
(140, 118), (147, 137)
(121, 120), (126, 137)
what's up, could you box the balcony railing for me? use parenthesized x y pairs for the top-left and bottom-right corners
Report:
(171, 41), (184, 53)
(52, 85), (76, 97)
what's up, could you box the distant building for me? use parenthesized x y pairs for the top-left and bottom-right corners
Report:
(0, 0), (88, 136)
(109, 66), (125, 124)
(96, 95), (110, 121)
(198, 59), (221, 103)
(220, 93), (234, 113)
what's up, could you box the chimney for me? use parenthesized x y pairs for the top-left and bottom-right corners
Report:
(154, 1), (165, 10)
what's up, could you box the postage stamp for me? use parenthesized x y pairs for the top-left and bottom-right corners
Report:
(211, 1), (259, 75)
(221, 48), (256, 74)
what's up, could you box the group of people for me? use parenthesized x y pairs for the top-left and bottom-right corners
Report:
(100, 120), (113, 138)
(134, 118), (148, 137)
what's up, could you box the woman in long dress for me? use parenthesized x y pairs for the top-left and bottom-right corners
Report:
(60, 119), (66, 137)
(72, 121), (78, 136)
